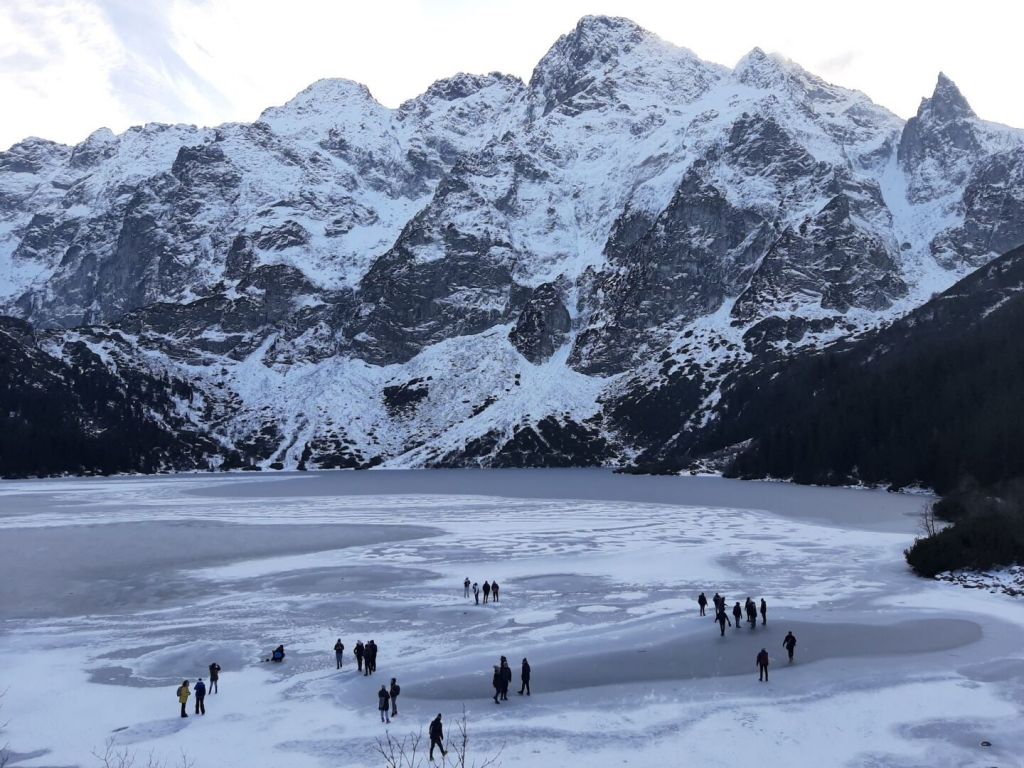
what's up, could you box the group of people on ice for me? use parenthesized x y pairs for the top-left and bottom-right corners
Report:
(491, 655), (531, 702)
(698, 591), (801, 677)
(698, 592), (768, 636)
(465, 577), (501, 604)
(175, 662), (221, 718)
(333, 638), (379, 675)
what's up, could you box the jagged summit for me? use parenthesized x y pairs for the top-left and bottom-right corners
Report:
(416, 72), (523, 104)
(922, 72), (976, 120)
(258, 78), (380, 125)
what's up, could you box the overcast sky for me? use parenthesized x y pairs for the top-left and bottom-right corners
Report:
(1, 0), (1021, 150)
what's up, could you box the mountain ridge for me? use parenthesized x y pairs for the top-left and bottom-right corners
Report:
(1, 15), (1022, 475)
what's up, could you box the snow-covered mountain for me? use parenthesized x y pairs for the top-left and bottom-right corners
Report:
(2, 15), (1023, 473)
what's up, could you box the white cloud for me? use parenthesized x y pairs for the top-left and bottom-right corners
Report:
(1, 0), (1022, 150)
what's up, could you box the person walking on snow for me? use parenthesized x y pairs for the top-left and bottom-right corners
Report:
(783, 631), (797, 663)
(712, 593), (723, 616)
(492, 581), (500, 602)
(390, 678), (401, 717)
(698, 592), (708, 616)
(193, 677), (206, 715)
(518, 658), (531, 695)
(334, 638), (345, 669)
(757, 648), (770, 681)
(732, 601), (742, 629)
(482, 581), (491, 604)
(492, 666), (502, 703)
(473, 582), (480, 604)
(378, 685), (391, 723)
(464, 577), (471, 598)
(429, 713), (447, 761)
(354, 640), (365, 672)
(746, 598), (757, 628)
(760, 598), (768, 626)
(177, 680), (190, 718)
(716, 608), (732, 636)
(208, 662), (221, 693)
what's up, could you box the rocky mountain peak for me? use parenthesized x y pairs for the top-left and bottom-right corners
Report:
(898, 72), (982, 196)
(258, 78), (383, 136)
(528, 15), (653, 117)
(925, 72), (976, 121)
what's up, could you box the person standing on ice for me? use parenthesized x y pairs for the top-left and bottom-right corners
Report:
(783, 631), (797, 662)
(492, 665), (502, 703)
(378, 684), (391, 723)
(429, 713), (447, 761)
(716, 608), (731, 636)
(697, 592), (708, 616)
(334, 638), (345, 669)
(473, 582), (480, 604)
(464, 577), (471, 598)
(499, 656), (512, 700)
(760, 598), (768, 626)
(745, 598), (757, 628)
(194, 677), (207, 716)
(492, 581), (500, 603)
(732, 601), (742, 629)
(354, 640), (365, 672)
(208, 662), (221, 693)
(390, 677), (401, 717)
(365, 640), (378, 675)
(482, 580), (491, 604)
(177, 680), (190, 718)
(518, 657), (531, 695)
(756, 648), (770, 681)
(712, 593), (723, 616)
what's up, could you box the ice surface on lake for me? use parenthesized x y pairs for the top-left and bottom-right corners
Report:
(1, 470), (1022, 768)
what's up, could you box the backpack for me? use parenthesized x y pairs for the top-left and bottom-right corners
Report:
(176, 685), (182, 698)
(391, 684), (400, 696)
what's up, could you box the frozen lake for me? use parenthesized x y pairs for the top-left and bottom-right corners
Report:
(1, 470), (1022, 768)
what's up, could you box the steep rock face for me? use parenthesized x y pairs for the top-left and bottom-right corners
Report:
(1, 16), (1023, 474)
(509, 282), (571, 363)
(732, 194), (906, 321)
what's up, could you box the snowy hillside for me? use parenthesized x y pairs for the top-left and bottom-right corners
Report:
(2, 15), (1023, 473)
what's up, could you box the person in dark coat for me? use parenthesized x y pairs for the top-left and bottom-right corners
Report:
(177, 680), (190, 718)
(472, 582), (480, 604)
(745, 598), (757, 628)
(499, 656), (512, 700)
(354, 640), (365, 672)
(492, 666), (502, 703)
(334, 639), (345, 669)
(378, 685), (391, 723)
(464, 577), (471, 598)
(760, 598), (768, 626)
(518, 658), (531, 695)
(492, 581), (500, 602)
(365, 640), (378, 675)
(698, 592), (708, 616)
(390, 678), (401, 717)
(783, 631), (797, 662)
(208, 662), (221, 694)
(482, 581), (491, 604)
(429, 713), (447, 761)
(712, 593), (723, 615)
(716, 608), (732, 636)
(732, 601), (742, 629)
(194, 677), (206, 715)
(756, 648), (770, 681)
